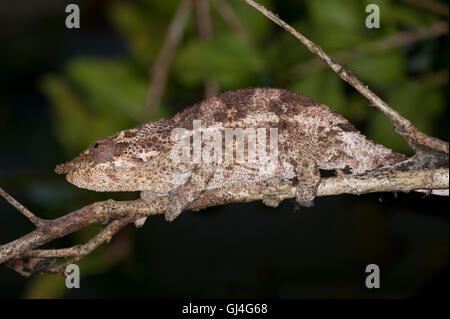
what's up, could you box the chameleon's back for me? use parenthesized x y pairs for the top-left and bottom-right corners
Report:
(173, 87), (405, 176)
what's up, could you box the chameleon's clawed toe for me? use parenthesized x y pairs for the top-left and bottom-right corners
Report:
(262, 198), (282, 207)
(165, 199), (185, 222)
(134, 217), (148, 228)
(295, 187), (315, 208)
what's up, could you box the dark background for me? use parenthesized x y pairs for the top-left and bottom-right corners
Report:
(0, 0), (448, 298)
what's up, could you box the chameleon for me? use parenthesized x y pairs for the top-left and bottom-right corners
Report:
(55, 88), (406, 224)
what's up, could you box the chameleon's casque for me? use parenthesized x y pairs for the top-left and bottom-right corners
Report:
(56, 88), (406, 221)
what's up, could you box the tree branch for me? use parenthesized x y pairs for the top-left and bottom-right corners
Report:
(19, 219), (131, 275)
(0, 187), (45, 227)
(289, 21), (449, 78)
(1, 166), (448, 275)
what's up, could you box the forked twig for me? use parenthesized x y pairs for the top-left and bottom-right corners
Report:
(212, 0), (252, 43)
(401, 0), (449, 17)
(241, 0), (449, 154)
(0, 187), (44, 227)
(289, 22), (449, 78)
(1, 166), (448, 275)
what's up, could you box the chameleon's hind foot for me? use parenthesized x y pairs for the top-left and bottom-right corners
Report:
(290, 155), (321, 210)
(295, 187), (316, 207)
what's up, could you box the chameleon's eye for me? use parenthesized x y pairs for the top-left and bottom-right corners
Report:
(90, 138), (116, 163)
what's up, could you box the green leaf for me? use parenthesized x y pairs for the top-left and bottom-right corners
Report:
(108, 1), (167, 67)
(66, 58), (147, 121)
(40, 75), (92, 153)
(218, 0), (273, 44)
(40, 74), (135, 154)
(173, 33), (265, 89)
(23, 251), (115, 298)
(307, 0), (364, 33)
(379, 0), (440, 27)
(23, 275), (67, 299)
(289, 70), (348, 116)
(348, 50), (405, 86)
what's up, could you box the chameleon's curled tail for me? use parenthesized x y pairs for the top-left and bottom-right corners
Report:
(354, 139), (408, 174)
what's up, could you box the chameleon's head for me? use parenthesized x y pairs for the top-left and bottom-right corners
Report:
(55, 119), (176, 192)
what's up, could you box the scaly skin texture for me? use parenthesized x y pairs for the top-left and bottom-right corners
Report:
(55, 88), (406, 222)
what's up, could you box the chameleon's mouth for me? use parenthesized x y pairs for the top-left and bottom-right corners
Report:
(55, 161), (79, 174)
(55, 152), (142, 192)
(55, 152), (91, 175)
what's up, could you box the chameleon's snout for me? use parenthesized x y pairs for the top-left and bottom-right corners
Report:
(55, 152), (90, 175)
(55, 161), (76, 174)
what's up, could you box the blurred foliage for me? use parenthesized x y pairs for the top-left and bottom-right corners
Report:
(23, 252), (114, 298)
(41, 0), (448, 157)
(173, 33), (266, 88)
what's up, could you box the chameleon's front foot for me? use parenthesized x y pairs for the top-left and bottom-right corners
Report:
(136, 191), (158, 227)
(165, 162), (217, 222)
(261, 177), (283, 207)
(165, 197), (186, 222)
(139, 190), (185, 223)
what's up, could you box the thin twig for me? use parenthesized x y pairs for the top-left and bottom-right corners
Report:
(401, 0), (449, 17)
(0, 198), (162, 265)
(241, 0), (449, 154)
(196, 0), (219, 98)
(289, 22), (449, 78)
(1, 166), (448, 275)
(143, 0), (193, 121)
(38, 219), (130, 275)
(420, 68), (449, 86)
(196, 0), (214, 40)
(5, 219), (131, 276)
(212, 0), (252, 43)
(0, 187), (44, 227)
(22, 219), (128, 259)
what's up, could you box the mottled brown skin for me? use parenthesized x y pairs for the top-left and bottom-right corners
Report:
(55, 88), (406, 222)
